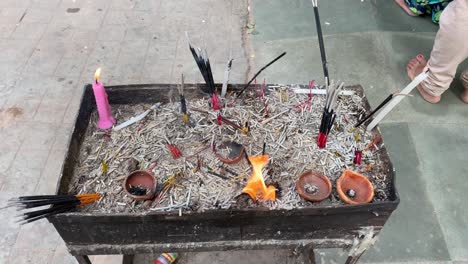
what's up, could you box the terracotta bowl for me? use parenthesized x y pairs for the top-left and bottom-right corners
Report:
(337, 170), (374, 205)
(214, 141), (245, 164)
(295, 170), (332, 202)
(123, 170), (157, 201)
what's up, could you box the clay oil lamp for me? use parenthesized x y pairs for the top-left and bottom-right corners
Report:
(295, 170), (332, 202)
(214, 141), (245, 164)
(337, 170), (374, 205)
(123, 170), (157, 201)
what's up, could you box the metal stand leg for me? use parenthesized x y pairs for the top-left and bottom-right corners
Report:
(123, 255), (134, 264)
(295, 244), (316, 264)
(344, 251), (365, 264)
(306, 245), (316, 264)
(345, 227), (377, 264)
(75, 255), (92, 264)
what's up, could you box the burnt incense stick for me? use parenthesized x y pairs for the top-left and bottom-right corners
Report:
(244, 151), (253, 167)
(178, 74), (189, 124)
(311, 0), (329, 85)
(206, 169), (230, 180)
(354, 94), (393, 128)
(262, 142), (266, 155)
(217, 114), (248, 134)
(223, 166), (238, 177)
(235, 52), (287, 98)
(221, 58), (233, 98)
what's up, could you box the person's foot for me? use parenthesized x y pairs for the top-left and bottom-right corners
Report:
(407, 55), (441, 104)
(461, 73), (468, 103)
(394, 0), (418, 17)
(462, 89), (468, 103)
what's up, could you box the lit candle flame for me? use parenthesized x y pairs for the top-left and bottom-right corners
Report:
(94, 67), (102, 82)
(242, 155), (276, 202)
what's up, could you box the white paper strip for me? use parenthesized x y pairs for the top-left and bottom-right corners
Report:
(292, 89), (355, 96)
(113, 103), (161, 131)
(366, 71), (428, 131)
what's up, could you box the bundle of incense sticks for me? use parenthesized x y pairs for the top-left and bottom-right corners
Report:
(186, 33), (221, 110)
(317, 80), (344, 148)
(9, 194), (101, 224)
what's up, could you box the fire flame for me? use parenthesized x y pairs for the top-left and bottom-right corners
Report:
(242, 155), (276, 201)
(94, 67), (102, 82)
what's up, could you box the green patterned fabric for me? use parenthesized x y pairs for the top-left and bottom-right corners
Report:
(404, 0), (452, 23)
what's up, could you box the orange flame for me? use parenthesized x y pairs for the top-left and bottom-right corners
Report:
(242, 155), (276, 201)
(94, 67), (102, 82)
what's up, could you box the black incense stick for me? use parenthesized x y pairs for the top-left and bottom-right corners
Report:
(244, 151), (252, 167)
(186, 33), (216, 95)
(235, 52), (287, 98)
(311, 0), (329, 84)
(179, 74), (187, 114)
(10, 194), (100, 225)
(354, 94), (393, 128)
(206, 169), (230, 180)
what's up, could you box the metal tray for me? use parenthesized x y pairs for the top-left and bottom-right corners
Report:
(50, 83), (399, 257)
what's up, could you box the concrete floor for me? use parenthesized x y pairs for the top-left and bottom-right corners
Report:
(0, 0), (467, 263)
(250, 0), (468, 263)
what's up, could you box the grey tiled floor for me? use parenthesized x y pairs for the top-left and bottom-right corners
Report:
(0, 0), (247, 263)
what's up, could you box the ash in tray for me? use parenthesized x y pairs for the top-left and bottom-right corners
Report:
(71, 85), (392, 213)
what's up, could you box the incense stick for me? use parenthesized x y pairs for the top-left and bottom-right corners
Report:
(221, 58), (233, 98)
(311, 0), (329, 85)
(366, 70), (429, 131)
(354, 94), (393, 128)
(178, 74), (189, 124)
(235, 52), (287, 98)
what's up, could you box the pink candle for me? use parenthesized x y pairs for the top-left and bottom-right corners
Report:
(92, 68), (115, 129)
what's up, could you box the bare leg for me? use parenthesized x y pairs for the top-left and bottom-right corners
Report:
(407, 55), (441, 104)
(394, 0), (418, 17)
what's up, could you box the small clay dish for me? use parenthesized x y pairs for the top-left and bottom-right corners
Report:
(123, 170), (157, 201)
(214, 141), (245, 164)
(337, 170), (374, 205)
(295, 170), (332, 202)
